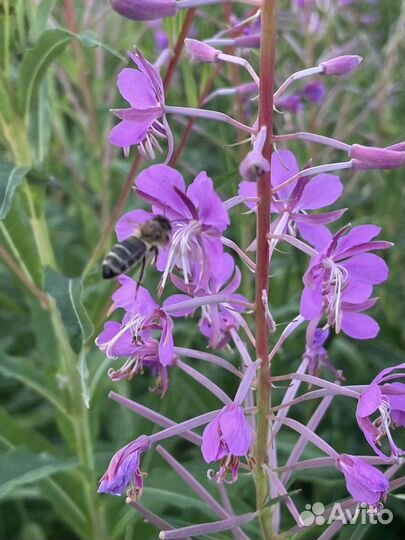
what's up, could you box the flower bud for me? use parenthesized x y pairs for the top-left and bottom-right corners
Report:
(234, 34), (261, 49)
(111, 0), (177, 21)
(185, 39), (220, 63)
(320, 55), (362, 76)
(350, 144), (405, 170)
(240, 150), (270, 182)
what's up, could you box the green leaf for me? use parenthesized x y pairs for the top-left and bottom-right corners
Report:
(0, 353), (67, 419)
(0, 161), (29, 220)
(78, 30), (126, 61)
(0, 447), (76, 499)
(44, 268), (94, 354)
(0, 409), (89, 538)
(18, 29), (72, 116)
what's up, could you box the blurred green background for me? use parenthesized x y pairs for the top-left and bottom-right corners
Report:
(0, 1), (404, 539)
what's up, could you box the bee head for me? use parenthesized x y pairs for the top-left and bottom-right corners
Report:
(154, 215), (172, 232)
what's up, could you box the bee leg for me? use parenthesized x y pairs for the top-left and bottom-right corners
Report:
(135, 256), (147, 296)
(151, 246), (158, 264)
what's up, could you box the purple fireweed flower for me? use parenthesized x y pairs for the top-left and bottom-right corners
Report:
(239, 149), (345, 248)
(303, 327), (344, 379)
(350, 144), (405, 170)
(300, 225), (391, 338)
(356, 362), (405, 460)
(185, 39), (220, 63)
(148, 20), (169, 51)
(97, 277), (175, 371)
(165, 254), (248, 349)
(320, 55), (363, 76)
(96, 321), (169, 392)
(301, 80), (326, 104)
(111, 0), (177, 21)
(201, 361), (258, 483)
(98, 435), (151, 501)
(109, 49), (173, 161)
(336, 454), (389, 508)
(117, 164), (230, 291)
(276, 94), (303, 114)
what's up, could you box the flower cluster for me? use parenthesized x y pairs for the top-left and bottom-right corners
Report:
(96, 2), (405, 539)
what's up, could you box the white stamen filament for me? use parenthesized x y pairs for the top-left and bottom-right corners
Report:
(160, 220), (203, 290)
(322, 258), (349, 332)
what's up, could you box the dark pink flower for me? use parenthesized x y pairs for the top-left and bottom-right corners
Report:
(111, 0), (177, 21)
(300, 225), (390, 338)
(98, 435), (151, 500)
(165, 254), (248, 349)
(201, 362), (258, 482)
(301, 80), (326, 104)
(109, 49), (173, 160)
(336, 454), (389, 507)
(356, 363), (405, 459)
(118, 165), (230, 290)
(97, 277), (175, 371)
(239, 149), (345, 249)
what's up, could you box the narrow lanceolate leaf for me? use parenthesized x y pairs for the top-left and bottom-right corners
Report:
(44, 268), (94, 354)
(18, 29), (72, 116)
(79, 30), (126, 61)
(0, 447), (76, 499)
(0, 161), (29, 220)
(0, 354), (67, 419)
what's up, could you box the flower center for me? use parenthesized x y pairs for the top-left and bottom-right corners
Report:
(160, 220), (204, 290)
(322, 257), (348, 332)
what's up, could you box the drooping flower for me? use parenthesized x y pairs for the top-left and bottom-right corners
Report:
(239, 149), (345, 248)
(336, 454), (389, 508)
(98, 435), (151, 501)
(111, 0), (177, 21)
(117, 164), (230, 291)
(303, 327), (344, 379)
(356, 362), (405, 459)
(201, 361), (258, 482)
(109, 49), (173, 160)
(96, 320), (169, 391)
(165, 254), (248, 349)
(300, 225), (391, 337)
(96, 277), (175, 392)
(301, 80), (326, 104)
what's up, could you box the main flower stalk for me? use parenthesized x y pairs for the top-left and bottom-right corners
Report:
(254, 1), (278, 538)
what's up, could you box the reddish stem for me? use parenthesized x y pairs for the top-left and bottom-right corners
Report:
(254, 0), (279, 538)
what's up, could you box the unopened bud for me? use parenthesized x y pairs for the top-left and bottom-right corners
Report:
(350, 144), (405, 170)
(111, 0), (177, 21)
(234, 34), (261, 49)
(185, 39), (220, 63)
(320, 55), (362, 76)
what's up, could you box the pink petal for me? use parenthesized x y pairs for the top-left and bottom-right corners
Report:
(297, 174), (343, 210)
(342, 253), (389, 285)
(115, 209), (153, 241)
(271, 149), (300, 200)
(201, 417), (224, 462)
(297, 222), (332, 250)
(341, 312), (380, 339)
(135, 165), (189, 220)
(162, 294), (195, 317)
(109, 120), (149, 148)
(357, 384), (382, 417)
(117, 68), (158, 108)
(238, 180), (257, 210)
(187, 172), (229, 232)
(219, 406), (252, 456)
(336, 225), (381, 254)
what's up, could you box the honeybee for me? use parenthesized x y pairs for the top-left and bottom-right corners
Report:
(102, 215), (172, 281)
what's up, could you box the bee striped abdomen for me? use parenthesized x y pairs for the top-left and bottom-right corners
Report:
(102, 236), (147, 279)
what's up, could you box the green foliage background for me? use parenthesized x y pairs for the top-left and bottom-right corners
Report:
(0, 1), (404, 539)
